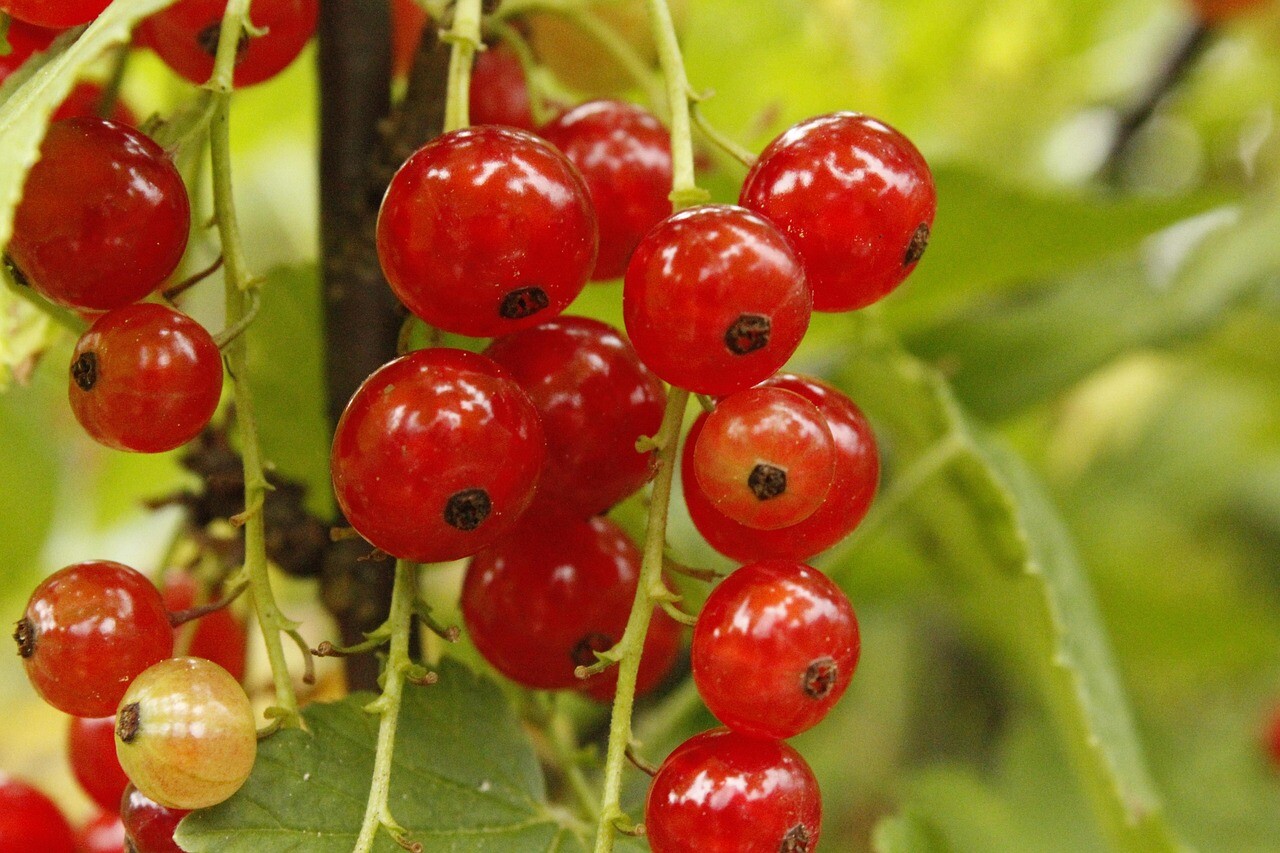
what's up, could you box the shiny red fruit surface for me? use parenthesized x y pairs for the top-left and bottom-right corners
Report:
(692, 560), (859, 739)
(162, 571), (249, 683)
(740, 112), (935, 312)
(623, 205), (810, 396)
(377, 126), (597, 338)
(8, 118), (190, 312)
(138, 0), (318, 87)
(541, 100), (673, 280)
(483, 316), (666, 519)
(470, 44), (537, 132)
(683, 373), (879, 562)
(0, 774), (76, 853)
(74, 812), (125, 853)
(332, 348), (545, 563)
(0, 0), (107, 27)
(462, 515), (679, 693)
(645, 729), (821, 853)
(69, 303), (224, 453)
(120, 784), (188, 853)
(68, 716), (132, 814)
(15, 560), (173, 717)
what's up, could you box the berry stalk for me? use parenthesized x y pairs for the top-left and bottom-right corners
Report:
(442, 0), (484, 132)
(644, 0), (706, 208)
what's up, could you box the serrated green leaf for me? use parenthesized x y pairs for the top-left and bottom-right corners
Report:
(0, 0), (179, 252)
(176, 659), (584, 853)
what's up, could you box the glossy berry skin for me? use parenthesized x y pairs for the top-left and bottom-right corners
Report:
(541, 100), (674, 280)
(69, 303), (223, 453)
(74, 812), (125, 853)
(684, 374), (879, 562)
(68, 716), (132, 814)
(0, 774), (76, 853)
(462, 516), (680, 694)
(692, 387), (835, 530)
(332, 348), (545, 563)
(624, 205), (810, 396)
(0, 0), (108, 27)
(138, 0), (318, 87)
(693, 561), (859, 739)
(483, 316), (666, 519)
(162, 572), (248, 683)
(115, 657), (256, 810)
(470, 44), (537, 132)
(740, 112), (936, 312)
(377, 126), (598, 338)
(14, 560), (174, 717)
(0, 19), (60, 81)
(120, 784), (188, 853)
(8, 118), (190, 312)
(645, 729), (821, 853)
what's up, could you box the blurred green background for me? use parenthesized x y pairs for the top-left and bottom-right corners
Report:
(2, 0), (1280, 849)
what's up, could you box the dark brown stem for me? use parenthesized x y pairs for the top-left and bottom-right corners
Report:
(168, 580), (250, 627)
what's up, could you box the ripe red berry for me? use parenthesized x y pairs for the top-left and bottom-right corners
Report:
(645, 729), (821, 853)
(740, 112), (936, 312)
(51, 82), (139, 126)
(470, 44), (537, 132)
(376, 125), (598, 338)
(74, 812), (126, 853)
(68, 716), (132, 814)
(138, 0), (318, 87)
(483, 316), (666, 520)
(332, 348), (545, 563)
(391, 0), (428, 80)
(120, 784), (188, 853)
(541, 100), (674, 280)
(14, 560), (174, 717)
(7, 118), (190, 312)
(684, 373), (879, 562)
(692, 561), (859, 739)
(691, 387), (835, 530)
(0, 774), (76, 852)
(161, 572), (248, 683)
(623, 204), (810, 396)
(0, 0), (108, 27)
(461, 515), (680, 694)
(0, 19), (60, 81)
(68, 304), (224, 454)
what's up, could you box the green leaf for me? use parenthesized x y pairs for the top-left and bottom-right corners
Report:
(873, 809), (955, 853)
(0, 0), (179, 252)
(177, 659), (583, 852)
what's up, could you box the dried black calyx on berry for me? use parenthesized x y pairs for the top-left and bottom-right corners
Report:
(780, 823), (814, 852)
(197, 21), (251, 62)
(444, 488), (492, 531)
(12, 618), (34, 659)
(71, 351), (98, 392)
(724, 314), (771, 355)
(904, 223), (930, 266)
(802, 657), (838, 699)
(117, 702), (141, 744)
(571, 632), (613, 668)
(748, 463), (787, 500)
(499, 286), (550, 320)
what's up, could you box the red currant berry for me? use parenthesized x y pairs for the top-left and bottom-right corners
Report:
(483, 316), (666, 519)
(0, 0), (107, 27)
(645, 728), (821, 853)
(376, 126), (598, 338)
(0, 774), (76, 852)
(161, 572), (248, 683)
(115, 657), (257, 810)
(692, 387), (835, 530)
(391, 0), (428, 80)
(120, 784), (188, 853)
(68, 303), (223, 454)
(68, 716), (132, 814)
(692, 560), (858, 739)
(684, 373), (878, 562)
(138, 0), (318, 87)
(14, 560), (173, 717)
(462, 515), (679, 693)
(579, 607), (681, 704)
(740, 112), (936, 312)
(7, 118), (190, 312)
(0, 19), (60, 81)
(470, 44), (537, 132)
(541, 100), (673, 280)
(51, 82), (139, 126)
(74, 812), (125, 853)
(332, 348), (545, 563)
(623, 205), (810, 396)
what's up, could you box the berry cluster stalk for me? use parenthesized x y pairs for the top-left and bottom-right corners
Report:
(442, 0), (484, 132)
(207, 0), (305, 730)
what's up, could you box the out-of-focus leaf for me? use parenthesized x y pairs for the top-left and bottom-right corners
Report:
(873, 809), (954, 853)
(0, 370), (58, 597)
(0, 278), (57, 391)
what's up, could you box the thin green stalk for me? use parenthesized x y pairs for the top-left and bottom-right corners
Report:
(643, 0), (705, 207)
(590, 387), (689, 853)
(442, 0), (484, 132)
(353, 559), (422, 853)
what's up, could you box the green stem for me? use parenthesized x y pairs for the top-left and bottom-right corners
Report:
(442, 0), (484, 132)
(642, 0), (706, 207)
(590, 387), (689, 853)
(353, 559), (422, 853)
